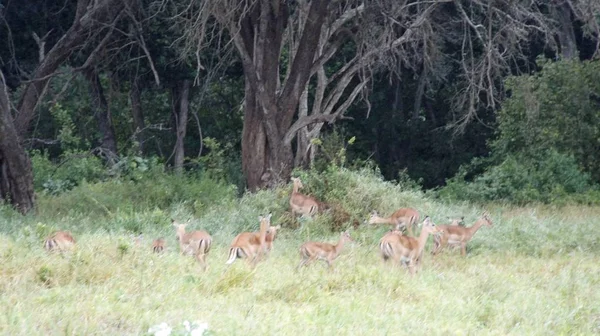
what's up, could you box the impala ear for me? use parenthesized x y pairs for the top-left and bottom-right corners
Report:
(258, 215), (263, 221)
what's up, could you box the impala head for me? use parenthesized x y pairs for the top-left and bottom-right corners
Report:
(367, 210), (380, 225)
(258, 213), (273, 226)
(481, 212), (493, 227)
(172, 219), (190, 240)
(421, 216), (441, 234)
(291, 177), (304, 190)
(341, 230), (354, 243)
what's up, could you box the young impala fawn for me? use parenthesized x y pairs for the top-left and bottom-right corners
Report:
(226, 214), (272, 267)
(297, 231), (354, 269)
(379, 217), (440, 275)
(172, 220), (212, 270)
(264, 224), (281, 253)
(152, 238), (165, 253)
(432, 212), (493, 256)
(290, 177), (320, 219)
(44, 231), (76, 252)
(368, 208), (420, 236)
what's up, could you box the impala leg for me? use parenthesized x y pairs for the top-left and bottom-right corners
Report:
(461, 243), (467, 256)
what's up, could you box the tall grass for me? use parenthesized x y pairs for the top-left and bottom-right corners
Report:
(1, 168), (599, 335)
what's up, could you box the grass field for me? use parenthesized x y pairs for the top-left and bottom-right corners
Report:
(1, 169), (599, 335)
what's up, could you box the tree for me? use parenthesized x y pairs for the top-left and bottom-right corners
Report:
(0, 71), (35, 213)
(181, 0), (600, 190)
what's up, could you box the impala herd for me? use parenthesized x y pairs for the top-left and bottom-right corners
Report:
(43, 177), (493, 275)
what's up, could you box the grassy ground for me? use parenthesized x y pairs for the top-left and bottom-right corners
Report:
(1, 169), (599, 335)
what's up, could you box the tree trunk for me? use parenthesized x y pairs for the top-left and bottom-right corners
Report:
(130, 76), (145, 154)
(85, 69), (118, 163)
(0, 71), (35, 214)
(173, 80), (191, 174)
(552, 2), (577, 59)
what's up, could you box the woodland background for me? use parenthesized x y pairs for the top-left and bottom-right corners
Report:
(1, 0), (600, 212)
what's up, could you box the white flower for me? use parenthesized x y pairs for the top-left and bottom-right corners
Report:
(148, 322), (172, 336)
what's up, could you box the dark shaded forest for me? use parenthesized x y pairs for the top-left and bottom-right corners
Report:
(1, 0), (600, 212)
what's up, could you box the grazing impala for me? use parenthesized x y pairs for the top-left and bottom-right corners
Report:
(297, 231), (354, 269)
(226, 214), (272, 267)
(432, 212), (493, 256)
(44, 231), (76, 252)
(379, 217), (440, 275)
(172, 220), (212, 270)
(368, 208), (420, 236)
(290, 177), (320, 219)
(152, 238), (165, 253)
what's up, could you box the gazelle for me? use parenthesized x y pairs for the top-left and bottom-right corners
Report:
(368, 208), (420, 236)
(172, 220), (212, 270)
(379, 217), (440, 275)
(43, 231), (76, 252)
(432, 212), (493, 256)
(152, 238), (165, 253)
(297, 230), (354, 269)
(290, 177), (320, 219)
(226, 214), (272, 267)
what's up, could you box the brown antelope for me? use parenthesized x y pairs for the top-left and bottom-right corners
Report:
(152, 238), (165, 253)
(290, 177), (320, 219)
(432, 212), (493, 256)
(172, 220), (212, 270)
(44, 231), (76, 252)
(379, 217), (440, 275)
(297, 231), (354, 269)
(368, 208), (420, 236)
(226, 214), (272, 267)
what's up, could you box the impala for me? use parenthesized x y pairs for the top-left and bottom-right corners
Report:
(297, 230), (353, 269)
(172, 220), (212, 270)
(379, 217), (440, 275)
(432, 212), (493, 256)
(368, 208), (420, 236)
(226, 214), (272, 267)
(290, 177), (320, 219)
(43, 231), (76, 252)
(152, 238), (165, 253)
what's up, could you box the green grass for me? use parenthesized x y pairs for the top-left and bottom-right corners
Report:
(1, 169), (599, 335)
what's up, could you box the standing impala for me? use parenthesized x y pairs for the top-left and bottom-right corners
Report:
(226, 214), (272, 267)
(172, 220), (212, 270)
(379, 217), (440, 275)
(44, 231), (76, 252)
(297, 231), (354, 269)
(432, 212), (493, 256)
(368, 208), (420, 236)
(290, 177), (320, 219)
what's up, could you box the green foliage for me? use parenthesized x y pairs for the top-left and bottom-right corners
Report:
(440, 150), (599, 204)
(492, 58), (600, 180)
(440, 59), (600, 204)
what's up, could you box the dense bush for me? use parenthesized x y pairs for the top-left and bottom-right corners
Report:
(439, 59), (600, 205)
(439, 150), (599, 204)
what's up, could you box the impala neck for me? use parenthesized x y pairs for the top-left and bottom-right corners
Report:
(334, 235), (346, 256)
(292, 182), (300, 194)
(466, 219), (485, 239)
(416, 227), (432, 255)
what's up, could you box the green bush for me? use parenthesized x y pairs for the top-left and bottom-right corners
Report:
(31, 150), (106, 194)
(439, 150), (598, 204)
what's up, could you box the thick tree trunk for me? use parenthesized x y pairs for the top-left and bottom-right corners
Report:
(130, 77), (145, 154)
(241, 80), (269, 190)
(0, 72), (35, 214)
(173, 80), (190, 174)
(553, 2), (577, 59)
(85, 69), (118, 163)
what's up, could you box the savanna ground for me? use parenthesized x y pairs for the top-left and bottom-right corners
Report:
(1, 169), (599, 335)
